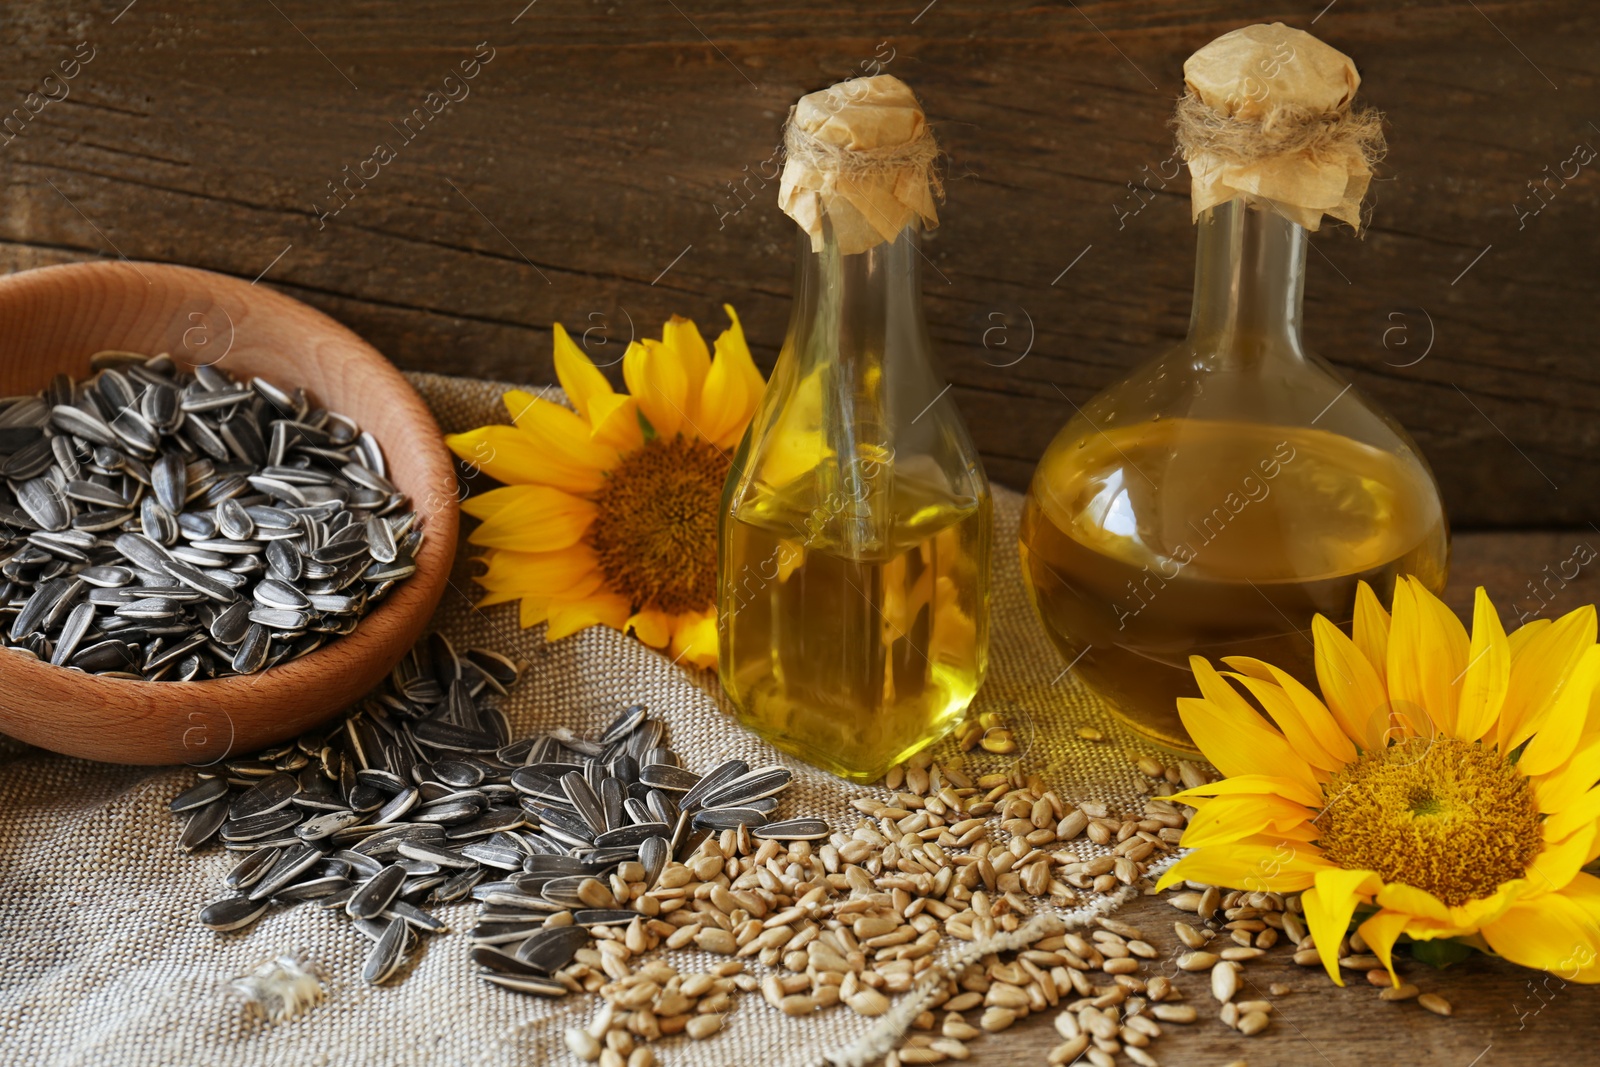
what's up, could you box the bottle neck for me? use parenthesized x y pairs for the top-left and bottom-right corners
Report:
(1187, 198), (1308, 362)
(788, 219), (927, 375)
(779, 218), (938, 503)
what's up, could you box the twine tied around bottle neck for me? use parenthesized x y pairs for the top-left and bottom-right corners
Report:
(1174, 23), (1387, 233)
(1173, 91), (1386, 233)
(1173, 92), (1385, 175)
(777, 74), (943, 255)
(782, 112), (943, 192)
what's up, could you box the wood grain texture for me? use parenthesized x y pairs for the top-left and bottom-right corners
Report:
(959, 886), (1591, 1066)
(0, 261), (457, 765)
(0, 2), (1595, 524)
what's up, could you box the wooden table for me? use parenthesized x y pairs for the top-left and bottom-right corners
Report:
(979, 888), (1585, 1067)
(964, 530), (1600, 1065)
(1, 2), (1596, 1060)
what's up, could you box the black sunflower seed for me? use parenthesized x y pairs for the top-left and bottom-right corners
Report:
(198, 895), (271, 932)
(679, 758), (750, 811)
(165, 644), (811, 1005)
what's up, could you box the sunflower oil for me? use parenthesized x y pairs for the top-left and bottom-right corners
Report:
(719, 75), (991, 781)
(1022, 31), (1453, 751)
(720, 475), (989, 781)
(1020, 418), (1447, 752)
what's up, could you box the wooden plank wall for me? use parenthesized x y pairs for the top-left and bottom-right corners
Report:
(0, 1), (1595, 524)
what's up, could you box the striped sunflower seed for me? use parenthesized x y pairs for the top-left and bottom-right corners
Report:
(0, 356), (417, 679)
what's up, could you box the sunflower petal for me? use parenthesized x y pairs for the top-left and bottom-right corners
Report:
(1355, 909), (1413, 987)
(1153, 835), (1330, 893)
(516, 597), (550, 627)
(1377, 890), (1521, 942)
(503, 389), (620, 473)
(1455, 587), (1512, 743)
(586, 392), (645, 453)
(552, 322), (613, 425)
(1520, 645), (1600, 776)
(1224, 670), (1339, 770)
(446, 425), (605, 494)
(464, 485), (596, 552)
(625, 609), (676, 650)
(661, 315), (711, 416)
(1543, 785), (1600, 844)
(1445, 880), (1525, 930)
(1562, 871), (1600, 912)
(1306, 616), (1391, 751)
(475, 587), (517, 609)
(1180, 794), (1315, 848)
(546, 592), (631, 641)
(1176, 687), (1319, 797)
(460, 483), (522, 522)
(1188, 654), (1255, 717)
(1522, 823), (1597, 900)
(444, 426), (505, 481)
(670, 610), (719, 669)
(699, 306), (766, 449)
(1540, 873), (1600, 981)
(1531, 730), (1600, 814)
(1387, 577), (1468, 738)
(1168, 774), (1324, 810)
(472, 544), (599, 599)
(1352, 579), (1392, 688)
(1304, 867), (1382, 986)
(1508, 618), (1552, 657)
(1481, 894), (1600, 981)
(1499, 604), (1597, 751)
(1374, 882), (1452, 924)
(624, 339), (688, 439)
(1228, 663), (1356, 771)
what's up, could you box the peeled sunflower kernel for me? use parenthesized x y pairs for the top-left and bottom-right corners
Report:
(1211, 960), (1241, 1003)
(980, 1006), (1018, 1032)
(1418, 993), (1453, 1016)
(565, 1029), (601, 1062)
(980, 731), (1017, 755)
(1238, 1010), (1271, 1036)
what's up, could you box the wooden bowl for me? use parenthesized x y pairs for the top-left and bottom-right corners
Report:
(0, 260), (458, 764)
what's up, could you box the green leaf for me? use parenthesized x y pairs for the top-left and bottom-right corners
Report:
(1408, 937), (1477, 969)
(637, 408), (657, 442)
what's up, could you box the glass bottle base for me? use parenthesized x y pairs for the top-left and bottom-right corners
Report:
(1020, 415), (1450, 765)
(1102, 705), (1203, 758)
(730, 680), (974, 783)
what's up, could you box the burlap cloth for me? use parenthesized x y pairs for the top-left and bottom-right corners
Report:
(0, 373), (1168, 1067)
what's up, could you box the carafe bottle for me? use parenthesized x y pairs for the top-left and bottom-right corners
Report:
(718, 76), (991, 781)
(1019, 25), (1449, 752)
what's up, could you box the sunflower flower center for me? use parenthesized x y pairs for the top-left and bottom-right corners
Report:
(588, 435), (729, 616)
(1313, 737), (1541, 907)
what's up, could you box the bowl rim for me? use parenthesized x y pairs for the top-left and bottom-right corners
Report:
(0, 258), (459, 759)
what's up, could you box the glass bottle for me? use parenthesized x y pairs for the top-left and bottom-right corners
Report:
(718, 215), (991, 781)
(1019, 195), (1449, 753)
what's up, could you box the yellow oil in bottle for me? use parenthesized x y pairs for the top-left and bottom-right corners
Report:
(720, 476), (990, 781)
(1019, 418), (1448, 752)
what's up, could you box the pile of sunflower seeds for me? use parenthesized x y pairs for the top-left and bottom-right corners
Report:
(548, 752), (1197, 1066)
(170, 633), (810, 992)
(0, 352), (418, 679)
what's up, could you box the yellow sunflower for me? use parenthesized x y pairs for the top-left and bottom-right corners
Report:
(1156, 576), (1600, 985)
(444, 307), (764, 669)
